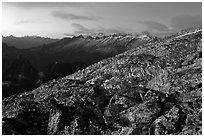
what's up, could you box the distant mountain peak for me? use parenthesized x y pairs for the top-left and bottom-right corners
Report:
(72, 34), (84, 39)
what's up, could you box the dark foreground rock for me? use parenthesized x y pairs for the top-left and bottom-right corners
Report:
(2, 29), (202, 135)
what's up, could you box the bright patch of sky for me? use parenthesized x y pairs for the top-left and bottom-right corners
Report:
(2, 2), (202, 38)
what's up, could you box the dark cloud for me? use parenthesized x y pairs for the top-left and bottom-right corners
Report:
(138, 21), (170, 32)
(171, 15), (202, 29)
(16, 19), (33, 24)
(71, 23), (129, 36)
(52, 11), (102, 21)
(72, 23), (87, 29)
(72, 23), (94, 35)
(4, 2), (86, 9)
(97, 27), (127, 34)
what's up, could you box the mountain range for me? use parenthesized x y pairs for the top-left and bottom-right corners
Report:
(2, 33), (157, 98)
(2, 35), (59, 49)
(2, 28), (202, 135)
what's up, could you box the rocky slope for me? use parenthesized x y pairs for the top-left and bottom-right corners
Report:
(2, 28), (202, 135)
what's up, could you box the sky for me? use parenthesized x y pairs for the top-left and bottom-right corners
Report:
(2, 2), (202, 38)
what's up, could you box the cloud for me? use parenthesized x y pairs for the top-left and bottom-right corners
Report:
(71, 23), (129, 36)
(72, 23), (95, 35)
(16, 19), (33, 24)
(171, 15), (202, 29)
(52, 11), (102, 21)
(15, 19), (50, 25)
(138, 21), (170, 32)
(72, 23), (87, 29)
(97, 27), (127, 34)
(4, 2), (86, 9)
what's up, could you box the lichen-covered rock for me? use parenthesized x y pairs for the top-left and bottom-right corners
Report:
(2, 28), (202, 135)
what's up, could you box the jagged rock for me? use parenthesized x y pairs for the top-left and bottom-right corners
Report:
(149, 106), (180, 135)
(2, 29), (202, 135)
(111, 127), (133, 135)
(47, 108), (62, 135)
(119, 96), (161, 126)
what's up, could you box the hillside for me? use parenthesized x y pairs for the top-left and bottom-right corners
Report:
(2, 29), (202, 135)
(2, 33), (155, 98)
(2, 42), (40, 98)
